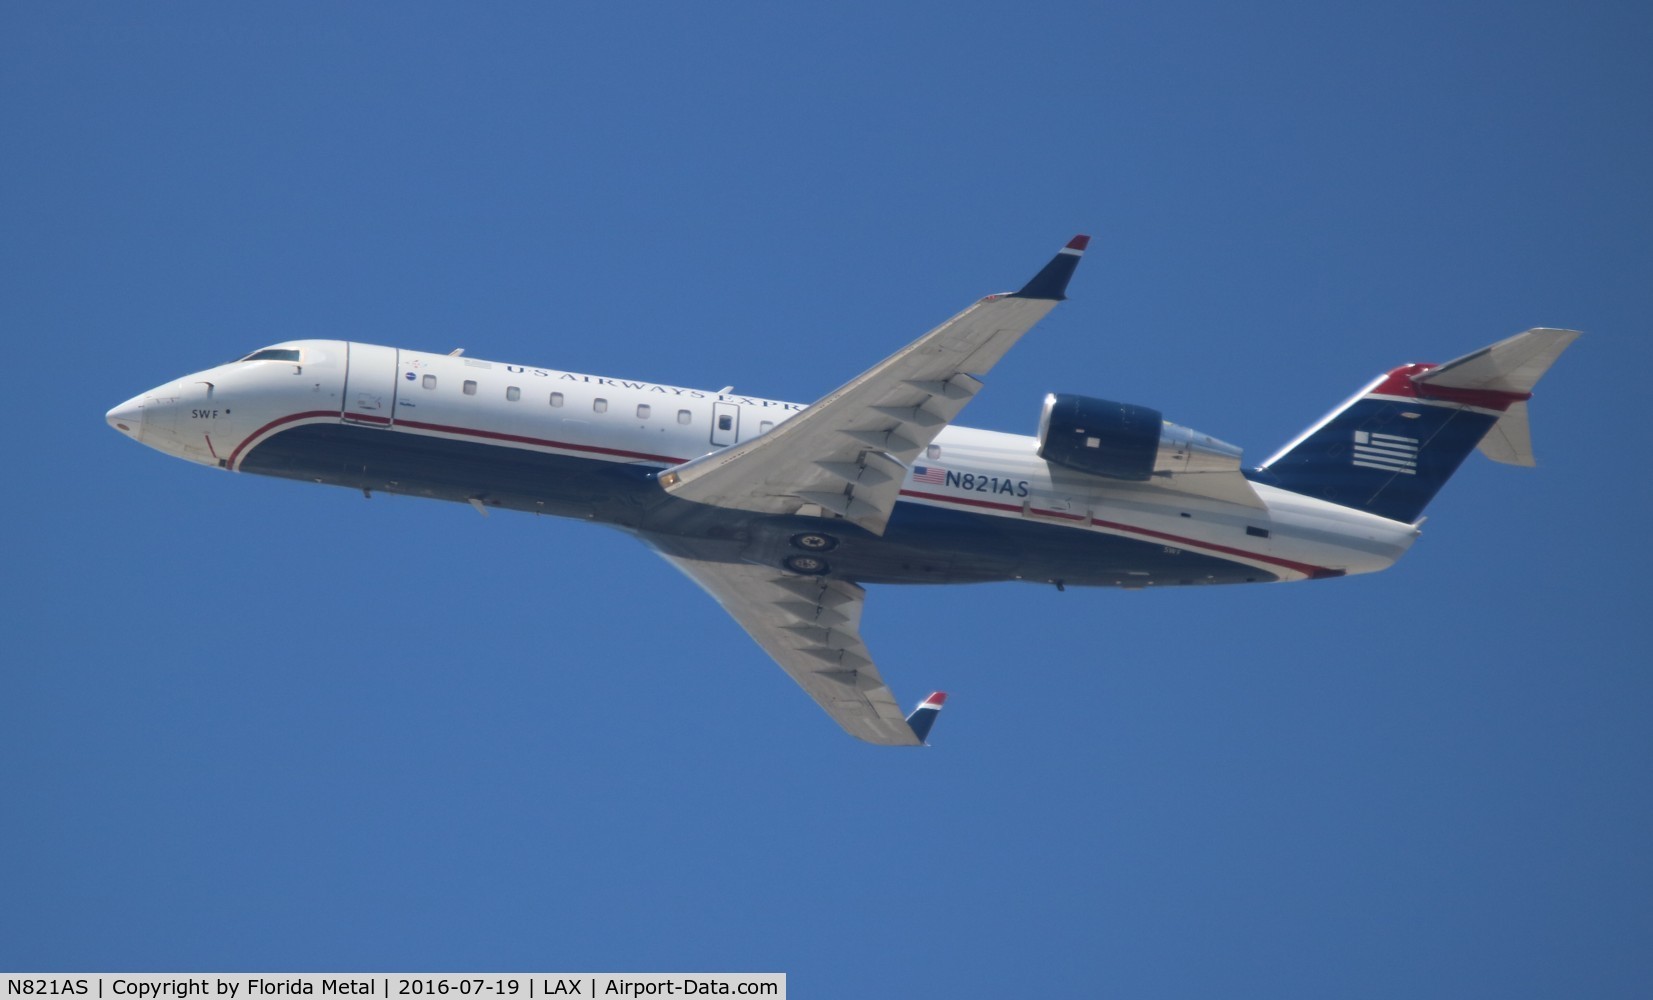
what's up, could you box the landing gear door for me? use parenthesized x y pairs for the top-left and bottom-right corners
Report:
(710, 401), (740, 447)
(342, 343), (399, 427)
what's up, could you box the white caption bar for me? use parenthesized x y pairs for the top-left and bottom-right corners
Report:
(3, 976), (783, 1000)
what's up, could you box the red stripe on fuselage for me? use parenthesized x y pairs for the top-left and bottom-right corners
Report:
(230, 410), (689, 471)
(392, 418), (684, 465)
(233, 411), (1336, 578)
(898, 488), (1339, 578)
(229, 410), (343, 468)
(1085, 513), (1342, 579)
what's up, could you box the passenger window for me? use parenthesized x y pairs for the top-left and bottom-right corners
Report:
(717, 415), (733, 431)
(463, 380), (477, 396)
(550, 392), (564, 407)
(677, 410), (692, 425)
(594, 398), (608, 413)
(636, 403), (650, 419)
(927, 444), (941, 460)
(422, 374), (437, 390)
(759, 420), (774, 434)
(507, 386), (521, 402)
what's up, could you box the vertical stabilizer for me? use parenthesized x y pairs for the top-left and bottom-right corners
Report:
(1254, 329), (1578, 523)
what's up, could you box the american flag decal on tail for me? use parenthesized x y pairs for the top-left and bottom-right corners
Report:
(1352, 430), (1419, 475)
(913, 465), (946, 485)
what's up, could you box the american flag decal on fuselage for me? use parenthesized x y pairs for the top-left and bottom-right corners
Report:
(913, 465), (946, 484)
(1352, 430), (1418, 475)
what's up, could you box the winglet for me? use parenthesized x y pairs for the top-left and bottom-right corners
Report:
(905, 691), (947, 744)
(1012, 235), (1090, 301)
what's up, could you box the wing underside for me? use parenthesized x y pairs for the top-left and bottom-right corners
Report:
(646, 236), (1089, 742)
(649, 539), (922, 745)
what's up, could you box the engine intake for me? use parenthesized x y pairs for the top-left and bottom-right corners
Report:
(1037, 393), (1242, 480)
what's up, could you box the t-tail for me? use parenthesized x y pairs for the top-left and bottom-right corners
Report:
(1253, 328), (1580, 523)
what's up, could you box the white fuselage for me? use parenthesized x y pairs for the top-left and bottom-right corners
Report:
(108, 340), (1420, 587)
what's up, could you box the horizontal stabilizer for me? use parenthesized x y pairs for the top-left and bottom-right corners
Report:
(1413, 327), (1580, 395)
(1413, 328), (1578, 468)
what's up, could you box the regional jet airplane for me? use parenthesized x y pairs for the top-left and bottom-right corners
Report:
(106, 236), (1578, 745)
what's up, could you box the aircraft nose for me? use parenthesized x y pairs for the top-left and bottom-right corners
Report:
(105, 380), (222, 466)
(107, 394), (145, 438)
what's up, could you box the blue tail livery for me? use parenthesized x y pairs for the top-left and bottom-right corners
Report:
(905, 692), (947, 744)
(1252, 328), (1579, 523)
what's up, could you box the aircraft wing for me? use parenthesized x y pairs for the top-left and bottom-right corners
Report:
(657, 236), (1090, 535)
(647, 537), (925, 746)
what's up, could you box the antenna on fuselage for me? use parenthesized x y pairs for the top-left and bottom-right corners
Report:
(449, 348), (465, 356)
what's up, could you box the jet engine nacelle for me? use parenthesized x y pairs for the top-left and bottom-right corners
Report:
(1036, 393), (1244, 480)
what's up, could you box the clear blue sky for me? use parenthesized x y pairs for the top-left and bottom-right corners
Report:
(4, 2), (1650, 996)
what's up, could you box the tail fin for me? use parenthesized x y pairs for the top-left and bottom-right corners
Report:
(1254, 328), (1579, 523)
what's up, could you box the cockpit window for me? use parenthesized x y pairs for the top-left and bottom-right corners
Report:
(240, 348), (302, 363)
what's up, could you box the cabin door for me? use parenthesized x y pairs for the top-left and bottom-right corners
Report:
(341, 343), (400, 427)
(710, 401), (740, 446)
